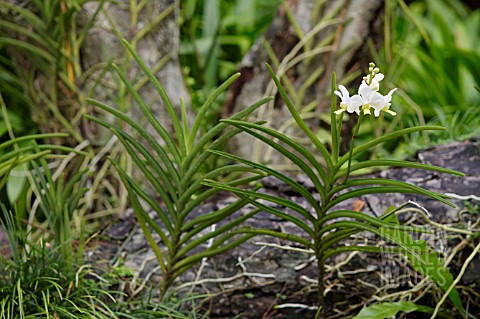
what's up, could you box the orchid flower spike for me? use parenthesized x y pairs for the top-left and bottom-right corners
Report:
(364, 73), (384, 91)
(334, 62), (398, 117)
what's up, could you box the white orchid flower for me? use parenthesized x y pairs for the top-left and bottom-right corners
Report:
(334, 85), (363, 114)
(358, 85), (385, 116)
(373, 88), (397, 117)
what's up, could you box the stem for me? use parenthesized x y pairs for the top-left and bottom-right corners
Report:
(343, 112), (364, 183)
(336, 111), (344, 155)
(331, 71), (338, 164)
(159, 273), (174, 302)
(315, 206), (328, 314)
(318, 253), (326, 312)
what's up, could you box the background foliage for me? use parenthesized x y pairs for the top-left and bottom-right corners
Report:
(180, 0), (282, 97)
(377, 0), (480, 157)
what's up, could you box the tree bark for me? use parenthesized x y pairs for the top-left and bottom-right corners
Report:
(80, 0), (191, 145)
(225, 0), (384, 165)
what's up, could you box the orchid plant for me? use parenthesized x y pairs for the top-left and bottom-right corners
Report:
(205, 62), (466, 316)
(87, 40), (272, 301)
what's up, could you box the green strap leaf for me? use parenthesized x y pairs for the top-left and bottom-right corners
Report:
(176, 208), (262, 260)
(381, 226), (465, 312)
(87, 115), (179, 212)
(180, 98), (189, 150)
(352, 301), (433, 319)
(233, 191), (315, 237)
(172, 233), (256, 275)
(0, 133), (68, 151)
(121, 40), (185, 155)
(0, 2), (47, 30)
(336, 126), (446, 169)
(187, 73), (241, 151)
(113, 161), (175, 239)
(111, 126), (178, 207)
(0, 152), (50, 178)
(180, 197), (254, 239)
(330, 71), (339, 163)
(318, 210), (431, 235)
(112, 161), (168, 274)
(208, 149), (321, 218)
(333, 178), (455, 208)
(221, 119), (328, 197)
(179, 165), (261, 206)
(0, 37), (55, 64)
(235, 227), (313, 248)
(111, 63), (182, 164)
(203, 179), (316, 225)
(85, 105), (181, 188)
(181, 126), (245, 191)
(266, 63), (334, 171)
(0, 20), (55, 48)
(182, 97), (273, 175)
(321, 245), (390, 262)
(317, 220), (429, 264)
(319, 205), (415, 252)
(334, 159), (464, 181)
(181, 174), (264, 220)
(326, 186), (415, 210)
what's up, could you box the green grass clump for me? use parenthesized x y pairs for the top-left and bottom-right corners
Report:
(0, 208), (120, 319)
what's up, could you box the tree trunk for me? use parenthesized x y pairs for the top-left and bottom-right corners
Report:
(80, 0), (191, 145)
(225, 0), (384, 166)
